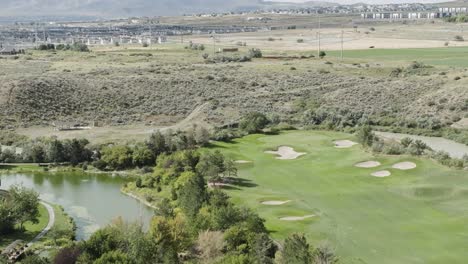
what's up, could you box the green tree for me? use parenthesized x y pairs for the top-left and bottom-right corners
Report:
(356, 125), (375, 147)
(313, 244), (338, 264)
(319, 51), (326, 59)
(281, 233), (313, 264)
(84, 227), (121, 260)
(196, 151), (226, 184)
(0, 200), (15, 234)
(239, 112), (269, 134)
(30, 144), (45, 163)
(409, 140), (428, 156)
(223, 159), (238, 178)
(63, 139), (91, 165)
(101, 145), (133, 170)
(47, 139), (65, 163)
(132, 144), (155, 167)
(94, 250), (130, 264)
(195, 126), (211, 146)
(177, 172), (207, 217)
(147, 131), (167, 156)
(253, 233), (277, 264)
(10, 185), (40, 230)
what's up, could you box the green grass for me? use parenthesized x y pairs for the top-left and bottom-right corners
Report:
(211, 130), (468, 264)
(0, 164), (44, 173)
(0, 203), (49, 249)
(327, 46), (468, 67)
(0, 204), (75, 251)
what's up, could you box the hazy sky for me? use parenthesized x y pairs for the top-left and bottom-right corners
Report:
(270, 0), (449, 3)
(0, 0), (456, 17)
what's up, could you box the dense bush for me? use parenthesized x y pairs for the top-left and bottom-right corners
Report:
(239, 112), (269, 134)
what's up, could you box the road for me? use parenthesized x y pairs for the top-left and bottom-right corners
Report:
(27, 201), (55, 246)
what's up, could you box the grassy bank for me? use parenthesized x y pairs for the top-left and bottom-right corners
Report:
(0, 204), (75, 251)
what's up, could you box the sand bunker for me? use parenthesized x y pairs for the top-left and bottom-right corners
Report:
(280, 215), (315, 221)
(265, 146), (306, 160)
(392, 162), (417, 170)
(371, 171), (391, 177)
(261, 200), (291, 205)
(334, 140), (358, 148)
(235, 160), (252, 164)
(355, 161), (381, 168)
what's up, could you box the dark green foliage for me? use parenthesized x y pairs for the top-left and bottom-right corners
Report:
(239, 112), (269, 134)
(177, 172), (207, 217)
(101, 145), (133, 170)
(248, 48), (262, 58)
(0, 186), (40, 234)
(282, 234), (313, 264)
(21, 255), (49, 264)
(94, 250), (130, 264)
(132, 144), (155, 167)
(253, 233), (277, 264)
(356, 125), (375, 147)
(319, 51), (326, 59)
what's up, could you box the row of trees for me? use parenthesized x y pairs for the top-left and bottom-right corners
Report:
(37, 43), (90, 52)
(0, 138), (92, 165)
(0, 186), (40, 234)
(96, 127), (210, 171)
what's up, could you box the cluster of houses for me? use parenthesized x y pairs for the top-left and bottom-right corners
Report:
(361, 6), (468, 20)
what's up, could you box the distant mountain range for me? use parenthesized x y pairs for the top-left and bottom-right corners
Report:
(0, 0), (459, 18)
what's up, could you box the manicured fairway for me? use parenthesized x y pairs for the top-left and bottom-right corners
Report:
(212, 130), (468, 264)
(327, 46), (468, 67)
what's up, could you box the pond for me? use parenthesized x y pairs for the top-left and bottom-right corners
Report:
(0, 172), (154, 240)
(375, 131), (468, 159)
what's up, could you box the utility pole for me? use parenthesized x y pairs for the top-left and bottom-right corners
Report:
(317, 12), (321, 58)
(212, 33), (216, 57)
(341, 29), (344, 61)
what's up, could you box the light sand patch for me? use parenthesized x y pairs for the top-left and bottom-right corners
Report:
(261, 200), (291, 205)
(280, 215), (315, 221)
(265, 146), (306, 160)
(334, 140), (358, 148)
(208, 182), (229, 187)
(371, 171), (391, 177)
(392, 162), (417, 170)
(355, 161), (381, 168)
(235, 160), (252, 164)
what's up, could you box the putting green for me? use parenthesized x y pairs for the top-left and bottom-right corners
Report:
(211, 130), (468, 264)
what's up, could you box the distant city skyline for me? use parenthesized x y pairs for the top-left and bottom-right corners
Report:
(0, 0), (460, 17)
(268, 0), (452, 3)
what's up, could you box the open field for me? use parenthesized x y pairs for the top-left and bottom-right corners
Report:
(211, 130), (468, 264)
(1, 42), (466, 144)
(328, 46), (468, 67)
(186, 21), (468, 52)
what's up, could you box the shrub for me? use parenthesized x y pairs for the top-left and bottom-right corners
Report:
(239, 112), (269, 134)
(248, 48), (262, 58)
(356, 126), (375, 147)
(319, 51), (326, 59)
(454, 35), (464, 42)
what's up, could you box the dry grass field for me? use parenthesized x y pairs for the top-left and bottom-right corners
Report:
(0, 16), (467, 144)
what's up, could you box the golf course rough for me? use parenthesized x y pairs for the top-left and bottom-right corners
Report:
(211, 130), (468, 264)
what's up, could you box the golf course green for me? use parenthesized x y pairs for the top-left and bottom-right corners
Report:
(212, 130), (468, 264)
